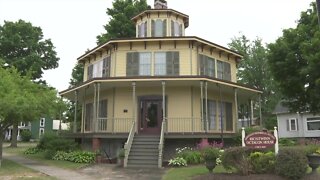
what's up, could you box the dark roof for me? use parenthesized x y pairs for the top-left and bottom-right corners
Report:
(273, 101), (290, 114)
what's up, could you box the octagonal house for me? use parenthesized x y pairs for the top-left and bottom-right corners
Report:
(60, 0), (262, 168)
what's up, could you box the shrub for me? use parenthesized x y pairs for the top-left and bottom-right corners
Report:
(67, 151), (96, 163)
(249, 151), (275, 174)
(177, 150), (203, 164)
(168, 157), (187, 167)
(52, 151), (69, 161)
(117, 148), (125, 159)
(37, 132), (78, 152)
(201, 147), (220, 162)
(24, 147), (42, 155)
(20, 130), (32, 142)
(221, 147), (252, 175)
(278, 138), (297, 146)
(275, 147), (308, 180)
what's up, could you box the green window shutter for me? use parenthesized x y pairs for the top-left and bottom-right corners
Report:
(87, 65), (93, 80)
(223, 62), (231, 81)
(226, 102), (233, 131)
(173, 51), (179, 75)
(133, 52), (139, 75)
(199, 54), (204, 75)
(163, 19), (167, 37)
(166, 52), (173, 75)
(126, 53), (133, 76)
(151, 20), (155, 37)
(171, 20), (174, 36)
(179, 24), (183, 36)
(286, 119), (290, 131)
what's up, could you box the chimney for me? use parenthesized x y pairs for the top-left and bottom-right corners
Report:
(154, 0), (168, 9)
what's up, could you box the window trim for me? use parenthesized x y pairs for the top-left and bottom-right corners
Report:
(306, 117), (320, 131)
(39, 128), (45, 137)
(40, 118), (45, 127)
(289, 118), (298, 131)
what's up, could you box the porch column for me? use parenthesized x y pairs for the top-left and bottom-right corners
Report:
(259, 94), (262, 126)
(93, 83), (97, 132)
(81, 87), (87, 133)
(218, 84), (224, 145)
(205, 81), (208, 132)
(234, 88), (238, 132)
(96, 83), (101, 132)
(162, 81), (166, 131)
(73, 90), (78, 133)
(200, 81), (204, 131)
(250, 99), (254, 126)
(132, 82), (136, 125)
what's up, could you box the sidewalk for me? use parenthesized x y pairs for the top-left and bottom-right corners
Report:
(3, 152), (94, 180)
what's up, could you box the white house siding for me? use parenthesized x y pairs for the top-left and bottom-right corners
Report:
(277, 113), (320, 138)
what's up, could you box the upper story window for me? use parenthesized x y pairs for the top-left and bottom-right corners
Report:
(154, 51), (179, 76)
(152, 19), (167, 37)
(217, 60), (231, 81)
(199, 54), (215, 77)
(171, 20), (182, 36)
(40, 118), (45, 127)
(87, 56), (111, 80)
(138, 21), (147, 37)
(126, 52), (152, 76)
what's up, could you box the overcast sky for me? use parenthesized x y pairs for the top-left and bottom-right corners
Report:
(0, 0), (314, 92)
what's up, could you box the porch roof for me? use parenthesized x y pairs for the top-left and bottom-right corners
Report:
(60, 76), (262, 102)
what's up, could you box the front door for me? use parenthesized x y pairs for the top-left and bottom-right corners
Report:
(139, 97), (162, 134)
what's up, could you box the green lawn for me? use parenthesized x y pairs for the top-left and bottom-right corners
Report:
(162, 165), (233, 180)
(3, 142), (88, 170)
(0, 159), (55, 180)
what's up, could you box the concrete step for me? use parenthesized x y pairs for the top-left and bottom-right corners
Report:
(126, 164), (158, 168)
(130, 151), (158, 156)
(128, 159), (158, 165)
(132, 141), (159, 145)
(131, 144), (158, 149)
(128, 155), (158, 160)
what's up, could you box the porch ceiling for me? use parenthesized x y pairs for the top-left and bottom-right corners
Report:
(60, 77), (261, 102)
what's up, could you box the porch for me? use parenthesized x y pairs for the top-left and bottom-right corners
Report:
(60, 76), (262, 137)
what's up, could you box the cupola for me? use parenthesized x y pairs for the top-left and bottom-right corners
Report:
(131, 0), (189, 38)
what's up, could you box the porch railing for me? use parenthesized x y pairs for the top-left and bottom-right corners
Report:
(86, 118), (133, 133)
(124, 121), (136, 167)
(166, 117), (203, 133)
(158, 120), (166, 168)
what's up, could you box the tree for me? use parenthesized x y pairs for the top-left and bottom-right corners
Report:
(0, 20), (60, 147)
(0, 67), (58, 166)
(268, 2), (320, 114)
(96, 0), (149, 45)
(228, 35), (281, 128)
(0, 19), (59, 80)
(69, 63), (84, 87)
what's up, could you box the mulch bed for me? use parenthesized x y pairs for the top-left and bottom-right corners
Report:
(193, 173), (320, 180)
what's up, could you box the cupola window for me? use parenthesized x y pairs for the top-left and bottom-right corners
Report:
(152, 19), (167, 37)
(171, 20), (182, 36)
(138, 21), (147, 37)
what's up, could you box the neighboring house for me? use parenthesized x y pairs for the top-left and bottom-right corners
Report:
(274, 102), (320, 138)
(59, 0), (262, 168)
(5, 118), (70, 141)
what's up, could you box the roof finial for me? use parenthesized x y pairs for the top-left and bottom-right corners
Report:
(154, 0), (167, 9)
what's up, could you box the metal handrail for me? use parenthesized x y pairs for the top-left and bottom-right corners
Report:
(123, 121), (136, 167)
(158, 120), (166, 168)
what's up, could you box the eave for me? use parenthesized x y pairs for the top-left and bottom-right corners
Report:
(77, 36), (243, 63)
